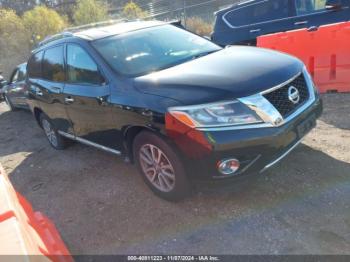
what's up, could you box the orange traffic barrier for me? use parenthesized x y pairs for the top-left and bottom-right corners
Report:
(257, 22), (350, 93)
(0, 164), (72, 262)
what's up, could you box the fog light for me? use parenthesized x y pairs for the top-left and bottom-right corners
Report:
(217, 159), (240, 175)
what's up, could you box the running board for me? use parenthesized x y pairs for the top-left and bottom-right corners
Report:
(58, 131), (122, 156)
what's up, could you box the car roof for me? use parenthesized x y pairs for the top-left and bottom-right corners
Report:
(34, 20), (169, 52)
(215, 0), (263, 15)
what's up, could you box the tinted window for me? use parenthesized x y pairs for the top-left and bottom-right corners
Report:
(28, 51), (43, 79)
(67, 44), (104, 85)
(225, 0), (290, 27)
(42, 46), (65, 82)
(92, 25), (221, 76)
(295, 0), (327, 15)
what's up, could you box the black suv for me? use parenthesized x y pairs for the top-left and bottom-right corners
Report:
(27, 21), (322, 201)
(212, 0), (350, 46)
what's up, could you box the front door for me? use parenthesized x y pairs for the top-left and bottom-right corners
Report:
(63, 43), (116, 149)
(14, 64), (28, 107)
(221, 0), (294, 44)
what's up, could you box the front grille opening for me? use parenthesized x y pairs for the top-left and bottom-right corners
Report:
(263, 74), (310, 118)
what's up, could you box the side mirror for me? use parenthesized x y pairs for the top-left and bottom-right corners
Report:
(325, 0), (342, 10)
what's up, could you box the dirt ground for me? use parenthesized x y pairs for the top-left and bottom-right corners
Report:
(0, 94), (350, 255)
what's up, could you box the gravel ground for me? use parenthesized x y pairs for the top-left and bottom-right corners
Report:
(0, 94), (350, 255)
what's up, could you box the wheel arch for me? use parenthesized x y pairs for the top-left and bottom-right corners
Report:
(33, 107), (44, 128)
(123, 125), (162, 162)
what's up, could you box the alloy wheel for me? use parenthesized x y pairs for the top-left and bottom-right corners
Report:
(42, 119), (58, 147)
(139, 144), (176, 192)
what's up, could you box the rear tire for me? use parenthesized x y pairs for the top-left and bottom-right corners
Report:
(4, 95), (16, 111)
(40, 114), (70, 150)
(133, 131), (191, 201)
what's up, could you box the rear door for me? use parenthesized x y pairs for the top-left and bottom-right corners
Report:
(221, 0), (293, 44)
(63, 43), (116, 148)
(292, 0), (350, 30)
(39, 44), (72, 132)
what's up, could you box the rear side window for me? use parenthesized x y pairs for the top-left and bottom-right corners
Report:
(28, 51), (43, 79)
(42, 45), (65, 82)
(66, 44), (105, 85)
(225, 0), (290, 27)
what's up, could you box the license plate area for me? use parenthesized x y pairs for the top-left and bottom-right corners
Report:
(297, 114), (316, 139)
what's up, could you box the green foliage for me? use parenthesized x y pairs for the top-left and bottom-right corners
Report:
(186, 17), (213, 37)
(22, 6), (67, 45)
(0, 9), (30, 78)
(122, 1), (147, 20)
(73, 0), (109, 26)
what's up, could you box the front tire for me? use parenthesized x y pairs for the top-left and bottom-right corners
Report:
(40, 114), (69, 150)
(133, 131), (191, 201)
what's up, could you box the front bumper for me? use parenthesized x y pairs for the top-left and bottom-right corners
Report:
(181, 97), (323, 181)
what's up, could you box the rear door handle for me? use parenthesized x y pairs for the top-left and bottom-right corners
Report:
(250, 29), (261, 33)
(65, 97), (75, 104)
(295, 21), (308, 26)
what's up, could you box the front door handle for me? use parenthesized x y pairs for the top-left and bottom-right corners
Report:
(36, 90), (43, 96)
(295, 21), (308, 26)
(65, 97), (75, 104)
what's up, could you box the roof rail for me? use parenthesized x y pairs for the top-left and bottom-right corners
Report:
(36, 19), (129, 48)
(64, 19), (129, 33)
(38, 32), (74, 47)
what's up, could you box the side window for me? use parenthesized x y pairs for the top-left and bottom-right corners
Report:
(66, 44), (105, 85)
(42, 45), (65, 82)
(17, 65), (27, 81)
(225, 0), (290, 27)
(28, 51), (43, 79)
(10, 70), (19, 83)
(295, 0), (327, 15)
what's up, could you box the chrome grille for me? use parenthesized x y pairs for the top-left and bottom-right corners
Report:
(263, 74), (310, 118)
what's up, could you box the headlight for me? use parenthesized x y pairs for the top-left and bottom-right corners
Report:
(168, 100), (262, 128)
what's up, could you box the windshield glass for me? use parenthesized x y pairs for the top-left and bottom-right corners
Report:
(92, 24), (221, 77)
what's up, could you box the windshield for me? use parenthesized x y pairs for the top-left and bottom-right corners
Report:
(92, 24), (221, 77)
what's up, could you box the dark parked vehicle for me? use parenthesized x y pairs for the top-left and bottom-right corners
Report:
(3, 63), (29, 111)
(27, 21), (322, 201)
(212, 0), (350, 46)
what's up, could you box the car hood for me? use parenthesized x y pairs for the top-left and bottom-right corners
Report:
(134, 46), (304, 105)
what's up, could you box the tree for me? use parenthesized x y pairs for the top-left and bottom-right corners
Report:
(73, 0), (109, 25)
(22, 6), (67, 45)
(0, 9), (30, 78)
(122, 1), (147, 20)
